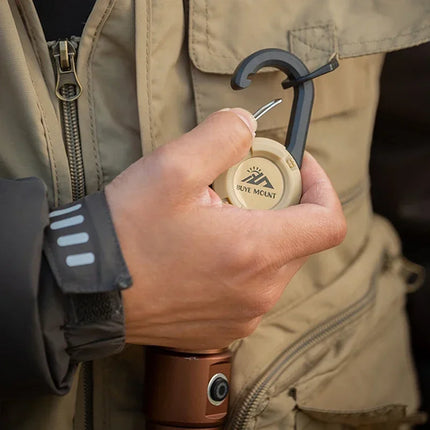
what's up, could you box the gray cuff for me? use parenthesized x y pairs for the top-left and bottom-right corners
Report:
(44, 191), (132, 362)
(44, 191), (132, 294)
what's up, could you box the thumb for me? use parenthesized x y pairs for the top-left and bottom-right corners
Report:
(162, 108), (257, 190)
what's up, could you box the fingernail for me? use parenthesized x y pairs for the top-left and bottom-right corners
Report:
(230, 108), (258, 136)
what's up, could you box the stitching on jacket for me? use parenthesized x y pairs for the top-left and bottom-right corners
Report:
(86, 0), (117, 190)
(190, 0), (205, 123)
(290, 33), (332, 54)
(202, 11), (336, 63)
(16, 0), (61, 206)
(205, 0), (210, 58)
(289, 24), (336, 63)
(289, 27), (334, 53)
(341, 24), (430, 46)
(16, 1), (43, 67)
(190, 1), (211, 69)
(146, 0), (155, 151)
(253, 394), (272, 428)
(288, 22), (335, 33)
(37, 100), (61, 206)
(190, 1), (201, 68)
(191, 66), (203, 124)
(205, 0), (240, 60)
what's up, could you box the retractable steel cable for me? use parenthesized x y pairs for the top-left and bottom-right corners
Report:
(144, 49), (338, 430)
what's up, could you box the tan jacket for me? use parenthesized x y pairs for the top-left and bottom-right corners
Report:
(1, 1), (430, 429)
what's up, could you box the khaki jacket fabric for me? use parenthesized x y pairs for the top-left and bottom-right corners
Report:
(1, 1), (430, 429)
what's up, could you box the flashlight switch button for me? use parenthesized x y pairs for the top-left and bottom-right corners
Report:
(208, 373), (229, 405)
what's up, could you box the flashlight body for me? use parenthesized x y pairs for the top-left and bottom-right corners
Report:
(144, 347), (232, 429)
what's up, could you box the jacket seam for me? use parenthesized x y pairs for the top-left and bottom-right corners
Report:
(86, 0), (117, 190)
(190, 65), (204, 125)
(288, 23), (336, 63)
(36, 99), (61, 207)
(341, 23), (430, 46)
(205, 0), (212, 57)
(203, 5), (336, 62)
(16, 1), (44, 66)
(288, 22), (336, 33)
(289, 33), (332, 54)
(16, 0), (61, 206)
(190, 1), (204, 124)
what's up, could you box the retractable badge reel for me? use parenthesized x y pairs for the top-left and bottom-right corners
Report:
(214, 49), (339, 209)
(144, 49), (338, 430)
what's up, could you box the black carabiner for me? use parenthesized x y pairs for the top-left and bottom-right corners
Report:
(231, 48), (338, 168)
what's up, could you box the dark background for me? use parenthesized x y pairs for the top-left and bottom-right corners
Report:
(370, 42), (430, 428)
(33, 0), (96, 40)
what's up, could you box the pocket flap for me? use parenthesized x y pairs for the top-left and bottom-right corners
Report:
(189, 1), (336, 74)
(189, 0), (430, 75)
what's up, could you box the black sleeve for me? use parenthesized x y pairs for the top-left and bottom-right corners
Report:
(0, 177), (70, 397)
(0, 177), (132, 398)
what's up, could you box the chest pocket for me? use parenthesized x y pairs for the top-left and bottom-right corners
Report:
(188, 0), (430, 131)
(189, 0), (335, 132)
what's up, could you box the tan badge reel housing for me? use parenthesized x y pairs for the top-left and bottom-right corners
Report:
(213, 100), (302, 210)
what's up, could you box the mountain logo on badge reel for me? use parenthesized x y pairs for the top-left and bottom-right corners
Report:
(241, 167), (274, 189)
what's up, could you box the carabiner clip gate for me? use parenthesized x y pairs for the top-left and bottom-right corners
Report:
(231, 49), (338, 168)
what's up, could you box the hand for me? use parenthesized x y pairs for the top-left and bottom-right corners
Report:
(105, 108), (346, 350)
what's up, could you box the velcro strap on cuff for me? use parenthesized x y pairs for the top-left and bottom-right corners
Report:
(65, 291), (125, 362)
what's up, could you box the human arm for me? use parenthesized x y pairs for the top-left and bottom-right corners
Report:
(0, 107), (346, 396)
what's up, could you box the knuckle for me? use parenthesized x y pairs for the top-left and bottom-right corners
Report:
(232, 320), (256, 339)
(258, 291), (278, 314)
(209, 111), (252, 156)
(254, 286), (279, 315)
(230, 123), (253, 156)
(240, 284), (279, 319)
(253, 248), (279, 274)
(154, 145), (192, 185)
(238, 318), (261, 338)
(226, 238), (259, 270)
(242, 299), (263, 319)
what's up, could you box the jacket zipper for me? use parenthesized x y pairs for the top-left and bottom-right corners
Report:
(227, 259), (383, 430)
(50, 38), (86, 201)
(50, 38), (92, 430)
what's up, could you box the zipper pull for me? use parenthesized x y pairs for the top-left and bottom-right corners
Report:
(51, 40), (83, 102)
